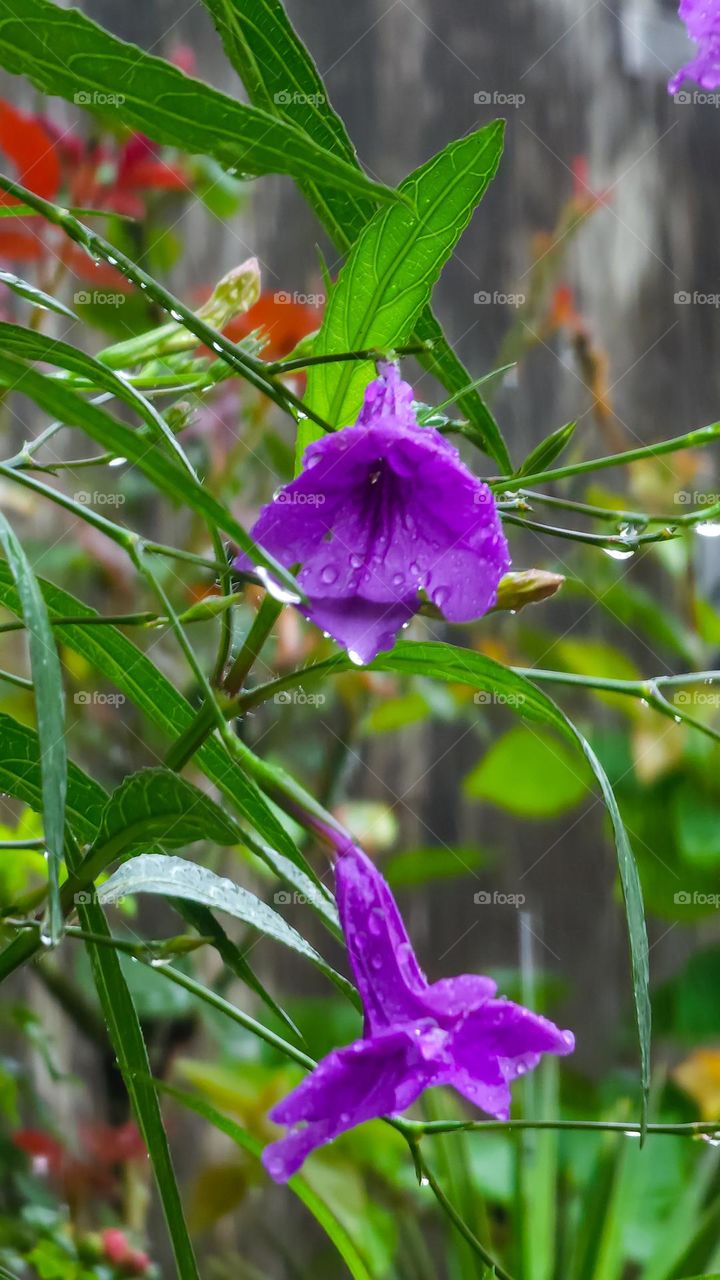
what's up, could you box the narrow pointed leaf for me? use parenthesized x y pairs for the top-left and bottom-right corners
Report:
(515, 422), (577, 479)
(198, 0), (511, 471)
(0, 0), (397, 205)
(158, 1081), (374, 1280)
(97, 854), (355, 1002)
(305, 122), (505, 431)
(0, 268), (76, 319)
(0, 514), (66, 941)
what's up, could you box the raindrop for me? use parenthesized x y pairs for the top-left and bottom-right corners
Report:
(170, 309), (183, 322)
(349, 554), (363, 569)
(211, 342), (223, 353)
(109, 456), (126, 468)
(255, 565), (301, 605)
(623, 1130), (642, 1140)
(696, 522), (720, 538)
(321, 565), (338, 585)
(419, 1176), (430, 1187)
(348, 650), (364, 666)
(702, 1133), (720, 1147)
(604, 547), (635, 561)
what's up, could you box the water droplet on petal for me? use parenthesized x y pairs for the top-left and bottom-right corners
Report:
(254, 565), (301, 605)
(321, 565), (338, 585)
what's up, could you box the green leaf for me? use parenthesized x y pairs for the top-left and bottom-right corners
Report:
(200, 0), (511, 471)
(97, 854), (355, 1001)
(0, 711), (106, 845)
(0, 322), (197, 474)
(0, 513), (66, 941)
(305, 121), (505, 430)
(0, 0), (397, 206)
(73, 891), (200, 1279)
(0, 350), (300, 597)
(463, 726), (590, 818)
(89, 768), (243, 863)
(158, 1080), (375, 1280)
(0, 565), (315, 887)
(515, 421), (577, 478)
(0, 269), (76, 319)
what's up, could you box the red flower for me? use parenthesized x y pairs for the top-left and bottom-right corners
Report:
(101, 1229), (151, 1275)
(225, 289), (323, 359)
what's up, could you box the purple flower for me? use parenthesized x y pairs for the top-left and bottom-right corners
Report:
(235, 363), (510, 665)
(669, 0), (720, 91)
(262, 844), (574, 1182)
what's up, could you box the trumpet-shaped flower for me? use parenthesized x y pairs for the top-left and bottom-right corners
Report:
(262, 844), (574, 1182)
(670, 0), (720, 91)
(235, 363), (510, 664)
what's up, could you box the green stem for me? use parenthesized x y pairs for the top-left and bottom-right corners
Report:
(490, 420), (720, 493)
(0, 839), (45, 849)
(264, 342), (432, 376)
(414, 1146), (514, 1280)
(0, 667), (32, 690)
(223, 595), (283, 695)
(501, 512), (676, 550)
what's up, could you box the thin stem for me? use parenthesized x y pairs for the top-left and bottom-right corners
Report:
(0, 667), (33, 690)
(0, 173), (334, 435)
(490, 419), (720, 493)
(143, 542), (228, 574)
(400, 1117), (720, 1138)
(0, 839), (45, 850)
(501, 512), (677, 551)
(414, 1147), (514, 1280)
(223, 595), (282, 695)
(264, 342), (432, 376)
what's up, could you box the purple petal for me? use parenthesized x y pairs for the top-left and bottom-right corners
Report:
(335, 845), (497, 1033)
(335, 843), (427, 1035)
(669, 0), (720, 90)
(262, 1026), (447, 1182)
(447, 998), (575, 1118)
(235, 365), (510, 663)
